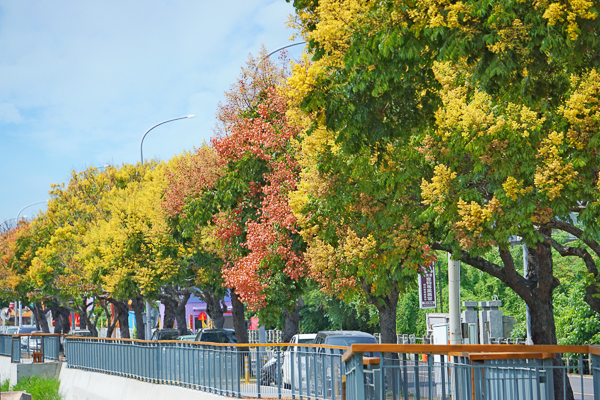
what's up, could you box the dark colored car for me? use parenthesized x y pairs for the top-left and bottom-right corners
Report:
(312, 331), (378, 394)
(176, 334), (197, 341)
(194, 329), (237, 344)
(151, 328), (193, 341)
(314, 330), (378, 347)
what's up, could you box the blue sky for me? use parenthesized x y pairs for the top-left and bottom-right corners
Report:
(0, 0), (302, 225)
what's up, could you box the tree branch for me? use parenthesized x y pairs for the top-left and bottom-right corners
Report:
(540, 232), (599, 276)
(544, 219), (600, 260)
(432, 241), (530, 300)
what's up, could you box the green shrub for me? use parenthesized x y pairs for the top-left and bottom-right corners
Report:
(3, 376), (62, 400)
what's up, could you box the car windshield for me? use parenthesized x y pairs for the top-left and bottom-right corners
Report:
(326, 336), (377, 347)
(19, 327), (37, 334)
(200, 332), (236, 343)
(160, 331), (181, 341)
(298, 338), (314, 344)
(5, 327), (18, 334)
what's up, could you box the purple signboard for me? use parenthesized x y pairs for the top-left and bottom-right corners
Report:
(418, 264), (436, 309)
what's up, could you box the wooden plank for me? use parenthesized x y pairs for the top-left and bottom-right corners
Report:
(363, 357), (380, 365)
(469, 352), (554, 361)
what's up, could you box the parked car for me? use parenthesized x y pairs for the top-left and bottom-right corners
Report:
(260, 333), (317, 387)
(194, 329), (237, 344)
(311, 331), (378, 395)
(176, 334), (197, 341)
(282, 334), (317, 388)
(313, 330), (378, 348)
(26, 330), (43, 351)
(68, 329), (92, 337)
(151, 328), (193, 341)
(10, 326), (39, 350)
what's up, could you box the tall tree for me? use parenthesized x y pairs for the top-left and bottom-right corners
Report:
(288, 1), (600, 398)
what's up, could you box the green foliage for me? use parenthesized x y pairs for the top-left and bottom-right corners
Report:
(298, 287), (379, 334)
(396, 290), (427, 337)
(553, 250), (600, 345)
(2, 377), (62, 400)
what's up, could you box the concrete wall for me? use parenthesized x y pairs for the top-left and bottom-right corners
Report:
(0, 355), (13, 384)
(1, 357), (227, 400)
(0, 358), (61, 387)
(59, 365), (227, 400)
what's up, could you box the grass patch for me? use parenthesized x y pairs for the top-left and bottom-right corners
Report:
(1, 376), (62, 400)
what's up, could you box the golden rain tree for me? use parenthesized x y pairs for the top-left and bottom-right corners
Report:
(288, 0), (600, 398)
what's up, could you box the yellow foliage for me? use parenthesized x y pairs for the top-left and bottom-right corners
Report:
(562, 69), (600, 149)
(421, 164), (457, 209)
(534, 131), (579, 200)
(542, 0), (596, 40)
(503, 177), (533, 200)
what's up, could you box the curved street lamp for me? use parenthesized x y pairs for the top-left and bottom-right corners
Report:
(140, 115), (196, 164)
(139, 114), (195, 340)
(16, 200), (48, 222)
(14, 199), (48, 327)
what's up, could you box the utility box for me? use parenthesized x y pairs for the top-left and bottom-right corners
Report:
(461, 301), (478, 344)
(432, 323), (449, 345)
(503, 315), (516, 339)
(479, 300), (503, 344)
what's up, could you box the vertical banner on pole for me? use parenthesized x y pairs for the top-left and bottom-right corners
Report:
(418, 263), (437, 309)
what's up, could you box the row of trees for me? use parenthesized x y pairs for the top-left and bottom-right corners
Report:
(0, 0), (598, 366)
(285, 1), (600, 398)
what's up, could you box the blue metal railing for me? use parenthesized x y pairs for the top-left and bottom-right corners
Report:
(343, 344), (600, 400)
(65, 337), (345, 399)
(0, 333), (62, 363)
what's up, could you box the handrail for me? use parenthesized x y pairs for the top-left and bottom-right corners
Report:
(65, 336), (348, 350)
(8, 333), (63, 337)
(342, 343), (596, 363)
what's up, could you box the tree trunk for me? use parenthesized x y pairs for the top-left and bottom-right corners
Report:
(282, 297), (303, 343)
(526, 236), (574, 400)
(231, 290), (248, 344)
(76, 300), (99, 337)
(60, 307), (71, 334)
(32, 302), (50, 333)
(130, 295), (146, 340)
(49, 302), (71, 334)
(109, 299), (130, 339)
(445, 231), (573, 400)
(175, 292), (191, 335)
(163, 300), (175, 330)
(101, 300), (118, 338)
(159, 287), (191, 334)
(377, 291), (399, 344)
(203, 292), (225, 329)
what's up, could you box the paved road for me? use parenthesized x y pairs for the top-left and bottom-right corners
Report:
(569, 374), (593, 400)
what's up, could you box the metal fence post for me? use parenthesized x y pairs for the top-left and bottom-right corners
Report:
(592, 354), (600, 400)
(277, 347), (282, 399)
(11, 335), (20, 363)
(355, 352), (366, 400)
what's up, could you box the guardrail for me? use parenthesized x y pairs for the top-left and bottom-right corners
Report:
(343, 344), (600, 400)
(247, 329), (283, 344)
(65, 337), (346, 399)
(62, 338), (600, 399)
(0, 333), (62, 363)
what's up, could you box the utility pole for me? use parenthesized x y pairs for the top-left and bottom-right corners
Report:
(448, 254), (461, 345)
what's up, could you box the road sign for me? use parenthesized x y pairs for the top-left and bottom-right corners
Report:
(419, 263), (437, 309)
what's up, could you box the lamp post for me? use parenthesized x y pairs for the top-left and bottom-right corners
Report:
(448, 255), (461, 345)
(140, 114), (195, 340)
(140, 115), (195, 165)
(16, 200), (48, 223)
(15, 199), (48, 327)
